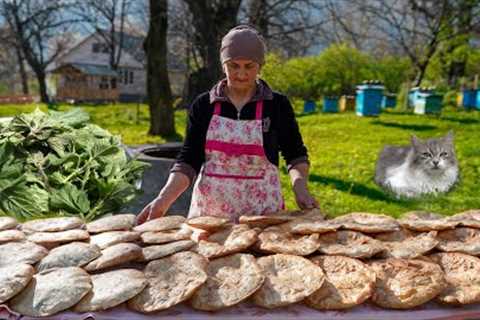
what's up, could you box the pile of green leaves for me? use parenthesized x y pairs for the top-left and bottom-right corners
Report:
(0, 108), (149, 221)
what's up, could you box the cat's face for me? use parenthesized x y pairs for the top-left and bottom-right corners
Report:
(411, 132), (457, 174)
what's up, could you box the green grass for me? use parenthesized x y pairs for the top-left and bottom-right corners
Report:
(1, 103), (479, 218)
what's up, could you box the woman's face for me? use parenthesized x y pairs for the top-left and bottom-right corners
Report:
(223, 59), (260, 90)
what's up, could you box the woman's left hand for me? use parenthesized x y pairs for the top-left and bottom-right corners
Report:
(293, 183), (319, 209)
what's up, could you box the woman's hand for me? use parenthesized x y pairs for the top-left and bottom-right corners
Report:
(135, 196), (170, 225)
(293, 182), (319, 209)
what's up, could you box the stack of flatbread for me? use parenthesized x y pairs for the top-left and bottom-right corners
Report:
(3, 208), (480, 316)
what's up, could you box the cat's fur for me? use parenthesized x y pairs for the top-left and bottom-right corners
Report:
(375, 131), (459, 198)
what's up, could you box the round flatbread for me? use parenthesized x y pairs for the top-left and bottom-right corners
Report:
(369, 258), (446, 309)
(140, 228), (192, 244)
(73, 269), (147, 312)
(318, 231), (384, 258)
(0, 216), (18, 231)
(37, 242), (101, 272)
(9, 267), (92, 317)
(0, 264), (35, 304)
(448, 210), (480, 228)
(129, 252), (207, 313)
(436, 227), (480, 255)
(133, 215), (185, 233)
(289, 220), (341, 235)
(305, 255), (376, 310)
(27, 229), (90, 246)
(253, 254), (325, 309)
(0, 241), (48, 267)
(190, 253), (264, 311)
(21, 217), (84, 232)
(186, 216), (229, 231)
(141, 240), (195, 261)
(238, 215), (294, 228)
(0, 230), (25, 243)
(255, 226), (320, 256)
(399, 211), (457, 231)
(86, 214), (136, 233)
(90, 231), (141, 249)
(374, 229), (438, 259)
(335, 212), (399, 233)
(193, 224), (258, 259)
(84, 243), (143, 272)
(429, 252), (480, 305)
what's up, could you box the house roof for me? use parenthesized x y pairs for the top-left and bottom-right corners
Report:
(53, 63), (118, 77)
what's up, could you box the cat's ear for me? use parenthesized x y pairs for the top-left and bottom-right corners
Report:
(444, 130), (454, 144)
(411, 134), (422, 149)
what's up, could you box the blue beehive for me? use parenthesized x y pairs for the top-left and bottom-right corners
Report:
(462, 89), (480, 110)
(382, 94), (396, 109)
(303, 100), (316, 113)
(356, 82), (384, 116)
(414, 92), (443, 115)
(323, 97), (339, 113)
(408, 87), (421, 108)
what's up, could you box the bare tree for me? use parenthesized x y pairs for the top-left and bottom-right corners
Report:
(0, 24), (29, 94)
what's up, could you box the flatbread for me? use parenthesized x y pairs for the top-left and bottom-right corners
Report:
(140, 228), (192, 244)
(190, 253), (264, 311)
(0, 229), (25, 243)
(288, 220), (341, 235)
(193, 224), (258, 259)
(430, 252), (480, 305)
(255, 226), (320, 256)
(26, 229), (90, 246)
(0, 241), (48, 267)
(399, 211), (457, 231)
(305, 255), (376, 310)
(9, 267), (92, 317)
(436, 227), (480, 255)
(141, 240), (195, 261)
(238, 208), (325, 229)
(86, 214), (136, 233)
(253, 254), (325, 308)
(335, 212), (399, 233)
(186, 216), (229, 231)
(0, 264), (35, 304)
(369, 258), (446, 309)
(129, 252), (207, 313)
(374, 229), (439, 259)
(90, 231), (141, 249)
(317, 231), (384, 258)
(84, 243), (143, 272)
(21, 217), (84, 232)
(73, 269), (147, 312)
(37, 242), (101, 272)
(133, 215), (185, 233)
(448, 210), (480, 228)
(0, 216), (18, 231)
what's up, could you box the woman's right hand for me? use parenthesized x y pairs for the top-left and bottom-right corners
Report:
(135, 196), (170, 225)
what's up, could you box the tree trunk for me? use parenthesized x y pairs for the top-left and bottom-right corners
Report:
(145, 0), (175, 137)
(14, 44), (29, 95)
(34, 69), (49, 103)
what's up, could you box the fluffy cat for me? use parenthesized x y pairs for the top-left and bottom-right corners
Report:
(375, 131), (459, 198)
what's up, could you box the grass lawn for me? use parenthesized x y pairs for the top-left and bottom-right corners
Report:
(1, 102), (479, 218)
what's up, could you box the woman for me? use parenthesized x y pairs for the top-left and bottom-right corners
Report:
(136, 25), (318, 225)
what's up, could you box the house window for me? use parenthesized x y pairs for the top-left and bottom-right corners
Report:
(92, 43), (100, 53)
(111, 78), (117, 89)
(99, 76), (109, 90)
(92, 42), (110, 53)
(129, 71), (134, 84)
(124, 70), (128, 85)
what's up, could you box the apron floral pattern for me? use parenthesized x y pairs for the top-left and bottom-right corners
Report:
(188, 100), (285, 222)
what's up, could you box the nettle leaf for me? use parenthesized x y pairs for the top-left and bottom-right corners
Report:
(0, 184), (49, 220)
(48, 108), (90, 128)
(50, 183), (90, 215)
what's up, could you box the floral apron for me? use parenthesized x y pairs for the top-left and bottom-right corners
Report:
(188, 100), (284, 222)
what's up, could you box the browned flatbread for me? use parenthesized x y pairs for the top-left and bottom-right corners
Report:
(253, 254), (325, 308)
(239, 209), (325, 229)
(193, 224), (258, 259)
(448, 210), (480, 228)
(21, 217), (84, 232)
(305, 255), (376, 310)
(0, 216), (18, 231)
(374, 229), (439, 259)
(369, 258), (446, 309)
(255, 225), (320, 256)
(436, 227), (480, 255)
(26, 229), (90, 246)
(317, 230), (384, 258)
(86, 214), (136, 233)
(0, 264), (35, 304)
(129, 252), (208, 313)
(186, 216), (229, 231)
(399, 211), (457, 231)
(133, 215), (185, 233)
(0, 229), (25, 243)
(190, 253), (264, 311)
(73, 269), (147, 312)
(335, 212), (399, 233)
(90, 231), (141, 249)
(9, 267), (92, 317)
(0, 241), (48, 267)
(37, 242), (101, 272)
(141, 240), (195, 261)
(430, 252), (480, 305)
(288, 220), (341, 235)
(140, 228), (192, 244)
(84, 243), (143, 272)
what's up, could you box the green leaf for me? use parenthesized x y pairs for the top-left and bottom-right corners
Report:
(50, 183), (90, 215)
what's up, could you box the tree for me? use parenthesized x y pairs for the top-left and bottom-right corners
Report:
(144, 0), (175, 136)
(0, 24), (29, 94)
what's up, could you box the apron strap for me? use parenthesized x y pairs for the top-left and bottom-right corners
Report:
(214, 102), (221, 115)
(255, 100), (263, 120)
